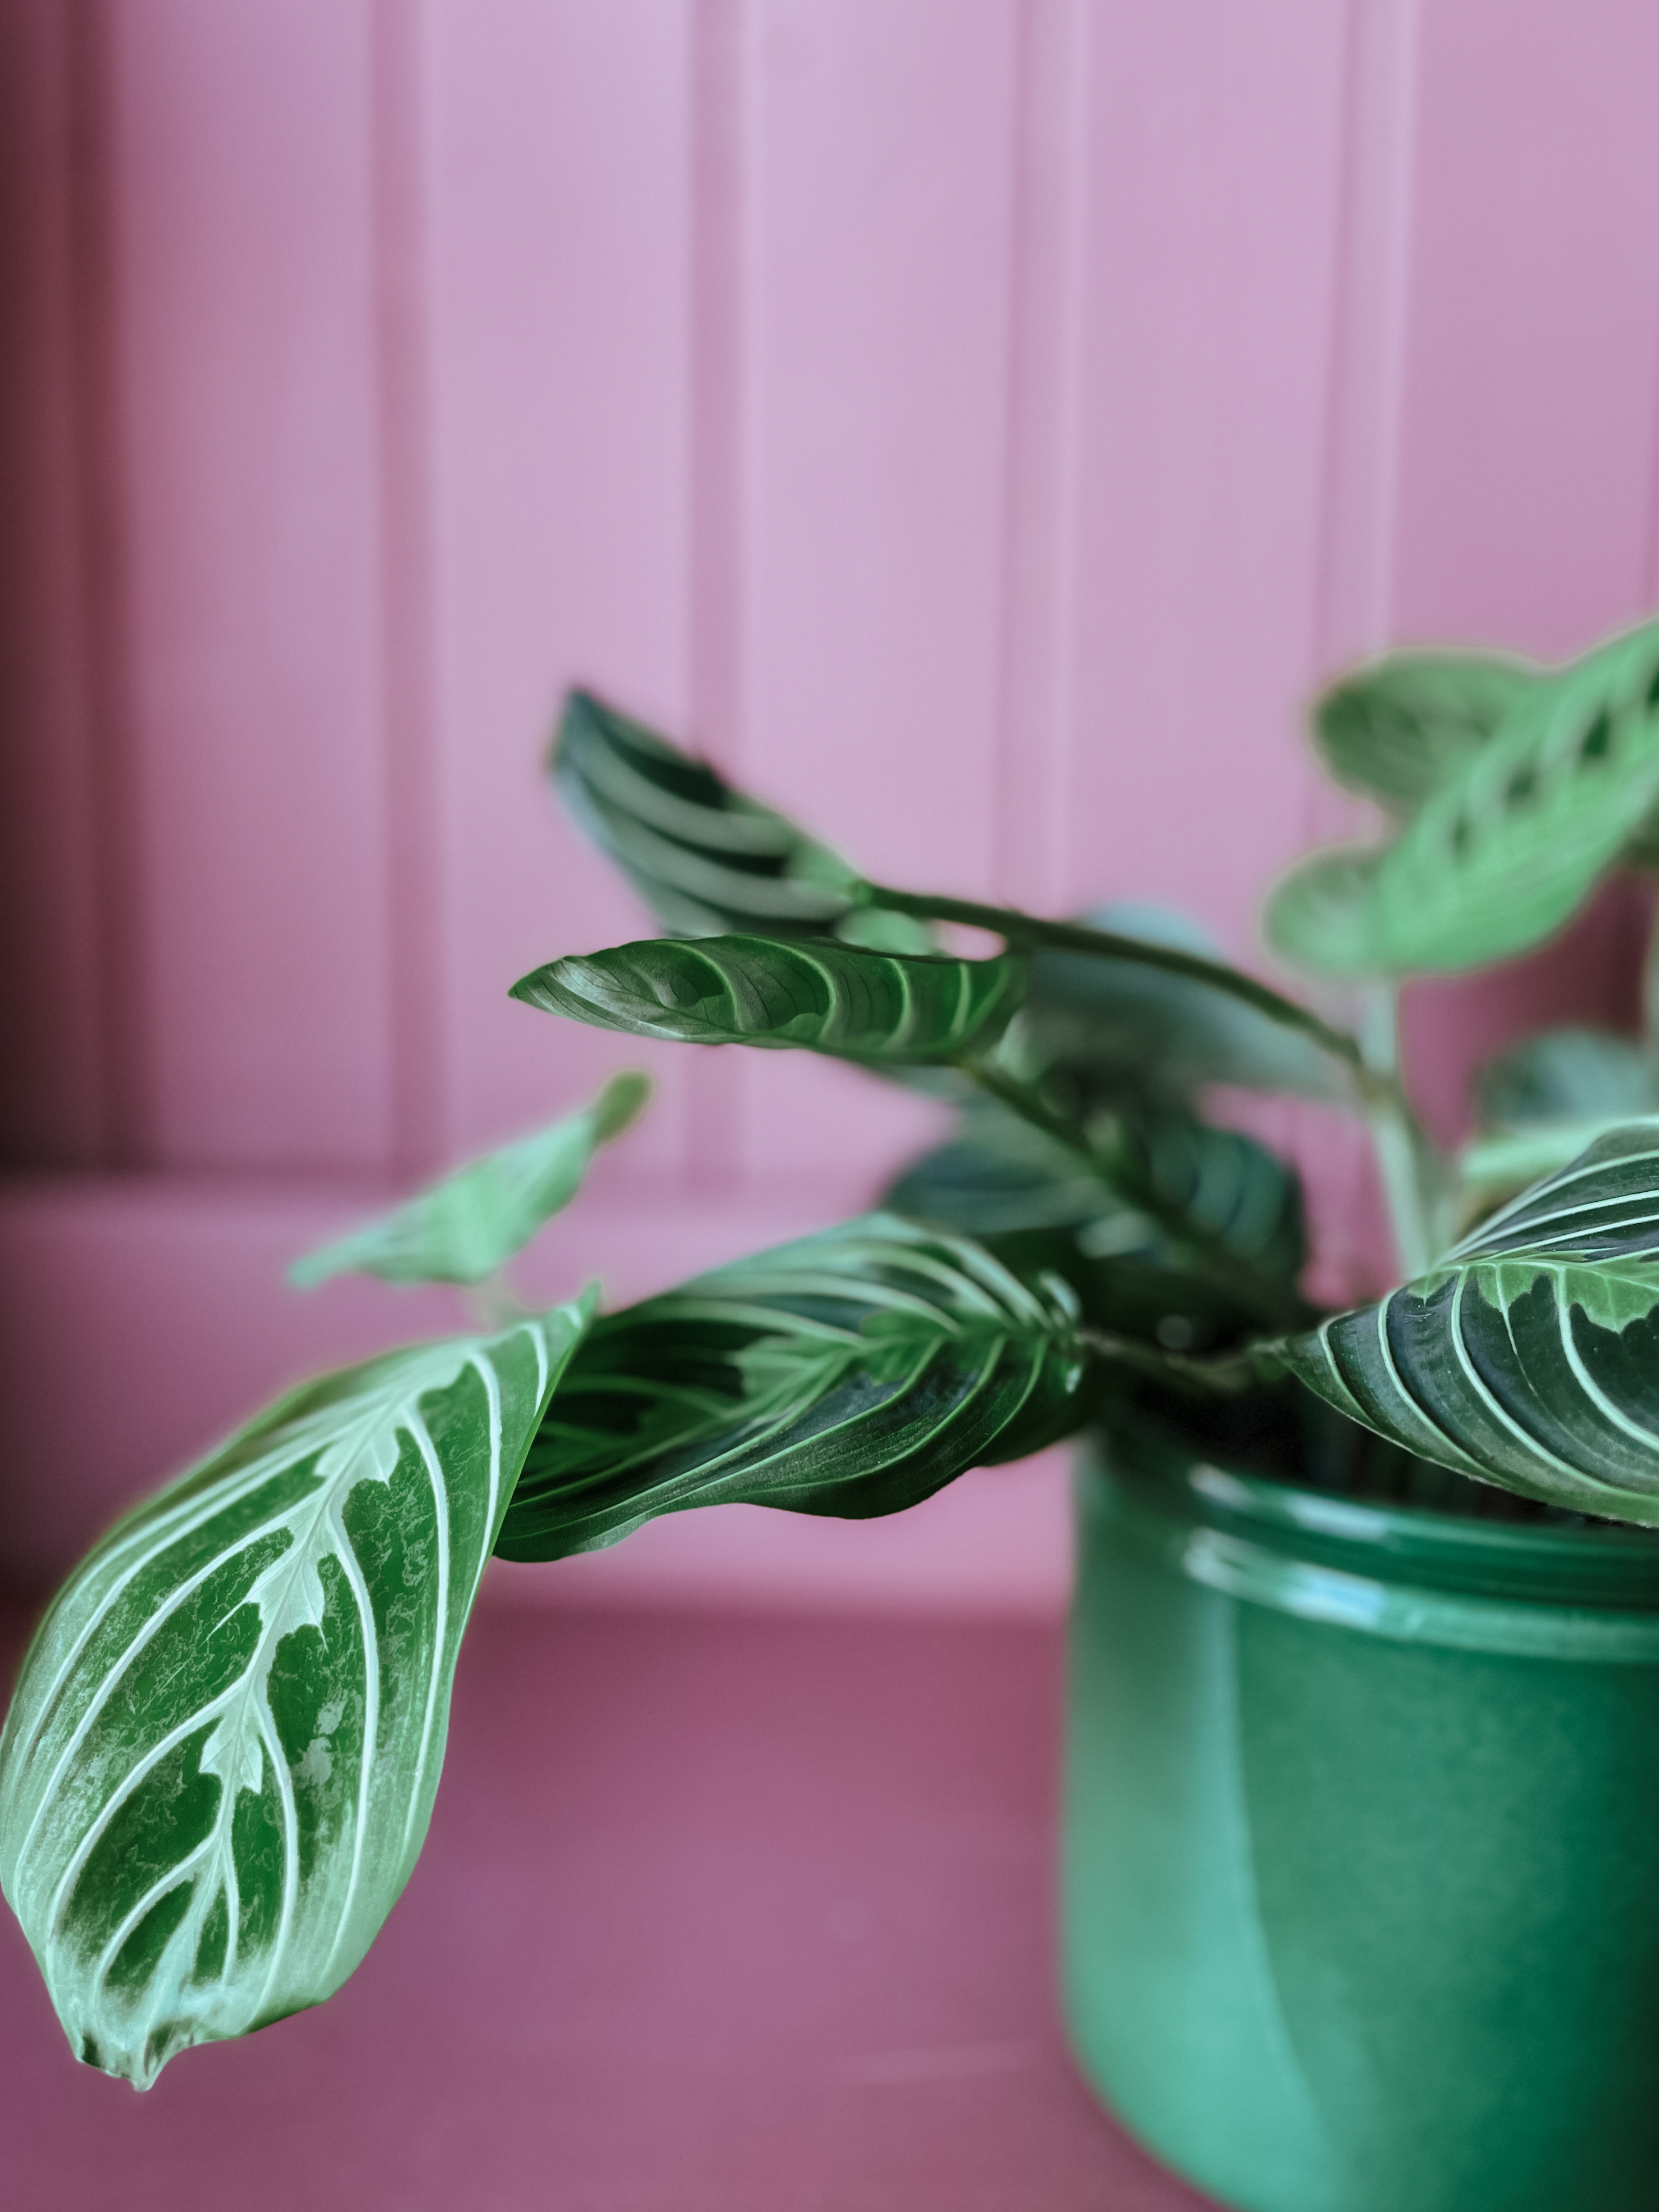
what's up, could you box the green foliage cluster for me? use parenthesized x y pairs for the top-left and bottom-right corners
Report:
(11, 624), (1659, 2085)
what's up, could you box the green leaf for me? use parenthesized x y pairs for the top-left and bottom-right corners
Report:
(1458, 1030), (1659, 1209)
(1266, 1122), (1659, 1521)
(552, 691), (934, 953)
(1017, 902), (1352, 1106)
(883, 1100), (1306, 1353)
(511, 934), (1024, 1065)
(1313, 650), (1535, 814)
(0, 1301), (592, 2087)
(1268, 620), (1659, 978)
(1475, 1026), (1657, 1128)
(496, 1216), (1089, 1561)
(290, 1073), (651, 1288)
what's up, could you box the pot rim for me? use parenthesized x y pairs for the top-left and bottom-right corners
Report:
(1085, 1419), (1659, 1657)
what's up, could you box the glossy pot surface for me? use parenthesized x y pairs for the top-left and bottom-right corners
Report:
(1063, 1428), (1659, 2212)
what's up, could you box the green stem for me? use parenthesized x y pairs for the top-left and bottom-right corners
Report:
(1079, 1327), (1262, 1397)
(862, 881), (1367, 1078)
(1358, 985), (1440, 1279)
(959, 1059), (1308, 1330)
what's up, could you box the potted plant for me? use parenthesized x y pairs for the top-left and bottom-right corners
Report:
(7, 618), (1659, 2212)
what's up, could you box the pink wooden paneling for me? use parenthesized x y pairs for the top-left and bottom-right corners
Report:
(1392, 0), (1659, 659)
(1064, 0), (1350, 952)
(0, 0), (104, 1163)
(111, 0), (394, 1168)
(735, 0), (1024, 1186)
(8, 0), (1659, 1601)
(424, 0), (698, 1178)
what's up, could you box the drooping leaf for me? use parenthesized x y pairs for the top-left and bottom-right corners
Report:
(1014, 902), (1351, 1106)
(1313, 649), (1535, 814)
(0, 1302), (591, 2087)
(290, 1073), (651, 1288)
(1268, 620), (1659, 978)
(1265, 1123), (1659, 1520)
(496, 1216), (1088, 1561)
(511, 934), (1024, 1065)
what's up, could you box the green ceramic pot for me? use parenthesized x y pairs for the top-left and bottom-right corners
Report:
(1062, 1424), (1659, 2212)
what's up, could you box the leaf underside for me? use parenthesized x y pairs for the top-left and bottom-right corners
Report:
(496, 1216), (1088, 1561)
(1016, 902), (1349, 1107)
(511, 934), (1025, 1065)
(0, 1304), (590, 2088)
(1269, 620), (1659, 977)
(1271, 1123), (1659, 1521)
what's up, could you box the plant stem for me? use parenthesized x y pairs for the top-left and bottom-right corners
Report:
(958, 1058), (1308, 1329)
(1358, 985), (1440, 1279)
(862, 880), (1367, 1078)
(1078, 1327), (1262, 1396)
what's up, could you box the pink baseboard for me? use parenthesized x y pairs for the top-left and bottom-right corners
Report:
(0, 1174), (1072, 1613)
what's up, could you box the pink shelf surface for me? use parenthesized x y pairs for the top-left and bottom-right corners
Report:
(0, 1604), (1213, 2210)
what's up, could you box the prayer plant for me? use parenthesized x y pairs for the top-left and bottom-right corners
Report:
(10, 618), (1659, 2088)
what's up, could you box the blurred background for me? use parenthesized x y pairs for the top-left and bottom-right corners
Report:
(4, 0), (1659, 1609)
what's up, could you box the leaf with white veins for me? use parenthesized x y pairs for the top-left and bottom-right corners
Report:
(1266, 1123), (1659, 1520)
(0, 1301), (590, 2087)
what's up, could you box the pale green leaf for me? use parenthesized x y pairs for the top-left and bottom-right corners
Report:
(0, 1301), (592, 2087)
(1313, 649), (1535, 814)
(1266, 1123), (1659, 1520)
(496, 1216), (1088, 1561)
(1269, 620), (1659, 978)
(511, 934), (1024, 1065)
(290, 1073), (651, 1288)
(1474, 1026), (1657, 1128)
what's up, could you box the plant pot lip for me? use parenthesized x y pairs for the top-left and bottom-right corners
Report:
(1083, 1418), (1659, 1641)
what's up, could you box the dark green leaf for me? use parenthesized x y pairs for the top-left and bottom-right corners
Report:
(1269, 620), (1659, 978)
(0, 1302), (592, 2086)
(1017, 901), (1351, 1106)
(511, 934), (1024, 1065)
(1266, 1122), (1659, 1521)
(496, 1216), (1089, 1561)
(1313, 650), (1535, 814)
(290, 1072), (651, 1288)
(552, 691), (934, 952)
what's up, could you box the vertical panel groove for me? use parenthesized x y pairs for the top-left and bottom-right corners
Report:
(372, 0), (445, 1177)
(67, 0), (147, 1165)
(992, 0), (1091, 916)
(1312, 0), (1422, 694)
(686, 0), (751, 1190)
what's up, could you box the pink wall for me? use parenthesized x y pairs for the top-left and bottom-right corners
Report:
(3, 0), (1658, 1597)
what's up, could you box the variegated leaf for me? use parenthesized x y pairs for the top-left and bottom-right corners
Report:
(1266, 1124), (1659, 1521)
(511, 933), (1024, 1065)
(497, 1216), (1088, 1560)
(1312, 648), (1535, 814)
(0, 1302), (590, 2088)
(1269, 619), (1659, 977)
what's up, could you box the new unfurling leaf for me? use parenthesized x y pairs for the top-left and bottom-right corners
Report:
(0, 1302), (590, 2087)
